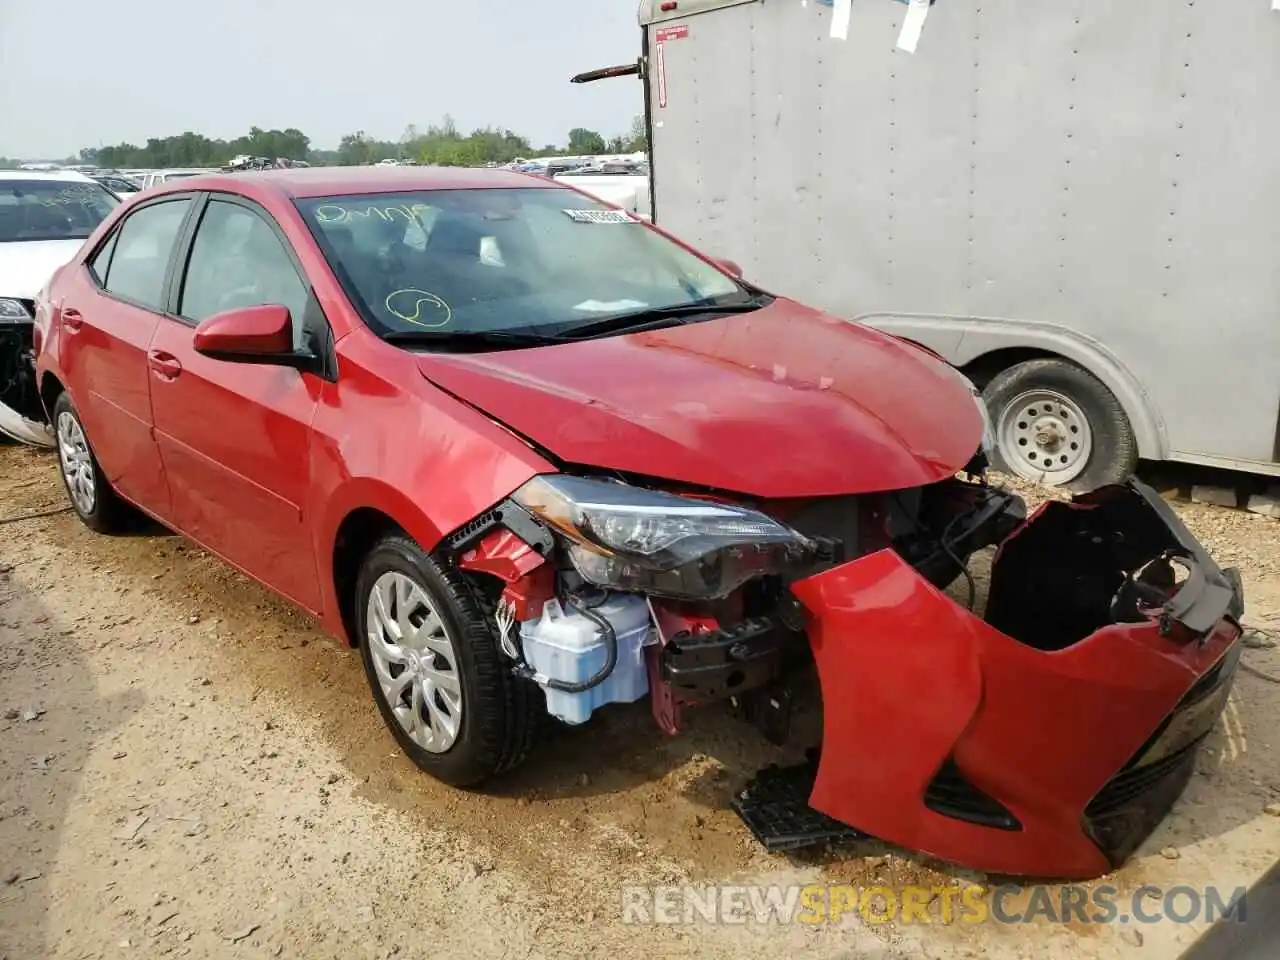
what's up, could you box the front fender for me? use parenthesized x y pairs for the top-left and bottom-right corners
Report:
(308, 352), (556, 637)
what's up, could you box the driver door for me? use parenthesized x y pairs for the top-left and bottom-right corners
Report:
(148, 194), (326, 612)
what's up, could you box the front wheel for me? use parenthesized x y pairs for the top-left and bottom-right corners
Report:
(982, 359), (1138, 491)
(354, 534), (542, 787)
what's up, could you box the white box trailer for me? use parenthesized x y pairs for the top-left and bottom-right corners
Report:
(575, 0), (1280, 490)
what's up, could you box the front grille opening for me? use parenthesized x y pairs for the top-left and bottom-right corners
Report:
(924, 758), (1022, 831)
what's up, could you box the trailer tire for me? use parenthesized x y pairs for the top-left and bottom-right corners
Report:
(982, 359), (1137, 492)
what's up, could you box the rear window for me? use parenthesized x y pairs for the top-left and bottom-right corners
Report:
(0, 180), (120, 243)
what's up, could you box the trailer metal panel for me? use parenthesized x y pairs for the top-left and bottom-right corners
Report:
(640, 0), (1280, 476)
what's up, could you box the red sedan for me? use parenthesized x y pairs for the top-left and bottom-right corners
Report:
(31, 167), (1243, 878)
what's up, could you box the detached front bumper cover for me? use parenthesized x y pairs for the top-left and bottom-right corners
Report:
(789, 477), (1244, 880)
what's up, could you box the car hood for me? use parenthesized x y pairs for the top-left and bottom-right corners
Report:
(0, 239), (85, 299)
(414, 300), (984, 498)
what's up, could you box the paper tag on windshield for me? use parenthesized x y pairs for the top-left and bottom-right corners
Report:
(563, 209), (636, 224)
(573, 298), (648, 312)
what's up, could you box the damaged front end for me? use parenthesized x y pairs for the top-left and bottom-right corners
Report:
(446, 470), (1242, 880)
(789, 478), (1244, 879)
(0, 298), (53, 446)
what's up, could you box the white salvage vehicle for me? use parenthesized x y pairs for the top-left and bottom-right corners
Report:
(555, 162), (651, 220)
(0, 171), (120, 445)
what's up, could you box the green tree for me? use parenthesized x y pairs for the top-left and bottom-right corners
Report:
(336, 131), (391, 166)
(625, 114), (648, 153)
(567, 127), (606, 155)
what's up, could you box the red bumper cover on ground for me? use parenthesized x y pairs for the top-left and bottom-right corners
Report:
(792, 480), (1244, 879)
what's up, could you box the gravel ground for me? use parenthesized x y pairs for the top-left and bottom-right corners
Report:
(1, 443), (1278, 959)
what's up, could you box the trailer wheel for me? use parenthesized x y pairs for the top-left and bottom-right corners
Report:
(982, 359), (1137, 491)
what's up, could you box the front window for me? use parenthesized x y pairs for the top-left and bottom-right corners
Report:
(0, 180), (120, 243)
(296, 187), (750, 341)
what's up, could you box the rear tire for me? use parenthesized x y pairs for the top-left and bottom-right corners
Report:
(355, 534), (541, 787)
(52, 392), (134, 533)
(983, 359), (1137, 492)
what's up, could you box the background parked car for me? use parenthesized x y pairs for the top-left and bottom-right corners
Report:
(0, 170), (120, 444)
(89, 173), (142, 198)
(138, 169), (219, 190)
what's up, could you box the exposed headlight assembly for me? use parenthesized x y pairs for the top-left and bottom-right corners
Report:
(511, 474), (816, 600)
(0, 298), (33, 323)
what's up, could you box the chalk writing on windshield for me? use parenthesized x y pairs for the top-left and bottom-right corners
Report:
(385, 288), (452, 328)
(315, 203), (432, 225)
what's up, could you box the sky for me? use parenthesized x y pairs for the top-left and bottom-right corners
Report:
(0, 0), (644, 159)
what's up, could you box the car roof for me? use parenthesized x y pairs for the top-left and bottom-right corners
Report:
(147, 165), (555, 201)
(0, 170), (95, 183)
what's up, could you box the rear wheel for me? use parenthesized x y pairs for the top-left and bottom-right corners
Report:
(355, 534), (542, 787)
(982, 359), (1137, 491)
(52, 392), (134, 533)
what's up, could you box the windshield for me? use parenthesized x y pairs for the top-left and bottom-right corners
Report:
(0, 180), (120, 243)
(296, 187), (748, 339)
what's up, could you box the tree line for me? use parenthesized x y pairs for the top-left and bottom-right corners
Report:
(1, 116), (648, 170)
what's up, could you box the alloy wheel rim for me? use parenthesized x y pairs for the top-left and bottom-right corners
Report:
(56, 412), (96, 515)
(365, 571), (464, 753)
(995, 389), (1094, 485)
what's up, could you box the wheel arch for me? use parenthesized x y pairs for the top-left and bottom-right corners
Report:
(953, 333), (1166, 460)
(322, 480), (449, 647)
(39, 370), (66, 420)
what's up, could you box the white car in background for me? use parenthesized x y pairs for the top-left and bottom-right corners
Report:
(554, 162), (651, 220)
(89, 173), (141, 198)
(138, 168), (217, 190)
(0, 170), (120, 445)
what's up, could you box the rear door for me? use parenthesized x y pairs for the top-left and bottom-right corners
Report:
(148, 193), (326, 611)
(58, 195), (195, 517)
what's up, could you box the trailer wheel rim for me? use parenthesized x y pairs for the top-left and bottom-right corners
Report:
(56, 412), (96, 515)
(995, 389), (1093, 485)
(365, 571), (464, 753)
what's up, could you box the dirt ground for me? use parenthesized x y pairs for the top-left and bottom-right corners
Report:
(2, 443), (1278, 960)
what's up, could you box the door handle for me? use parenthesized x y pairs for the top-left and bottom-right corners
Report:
(147, 350), (182, 380)
(62, 308), (84, 332)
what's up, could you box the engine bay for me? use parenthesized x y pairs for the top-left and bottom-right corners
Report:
(449, 471), (1027, 737)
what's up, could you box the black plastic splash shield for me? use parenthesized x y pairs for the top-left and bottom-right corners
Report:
(731, 758), (868, 852)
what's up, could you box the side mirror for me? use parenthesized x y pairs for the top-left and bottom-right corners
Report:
(715, 258), (743, 279)
(193, 304), (296, 365)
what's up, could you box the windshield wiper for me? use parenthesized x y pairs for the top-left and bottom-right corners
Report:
(554, 296), (771, 340)
(381, 329), (566, 351)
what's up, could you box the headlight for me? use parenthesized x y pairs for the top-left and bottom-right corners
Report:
(511, 474), (816, 600)
(0, 298), (33, 323)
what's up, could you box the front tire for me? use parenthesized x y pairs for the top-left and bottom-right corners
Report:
(355, 534), (541, 787)
(52, 392), (133, 533)
(983, 358), (1138, 491)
